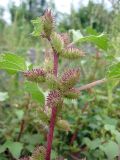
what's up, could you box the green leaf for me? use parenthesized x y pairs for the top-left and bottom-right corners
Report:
(0, 53), (26, 72)
(69, 29), (83, 42)
(0, 145), (6, 153)
(15, 109), (24, 121)
(71, 30), (108, 51)
(31, 17), (43, 37)
(8, 142), (23, 159)
(0, 154), (7, 160)
(104, 124), (116, 132)
(83, 138), (101, 150)
(86, 27), (98, 35)
(22, 133), (44, 145)
(107, 61), (120, 79)
(0, 141), (23, 159)
(100, 141), (119, 160)
(51, 150), (57, 159)
(104, 125), (120, 145)
(24, 81), (45, 106)
(103, 116), (118, 126)
(0, 92), (9, 101)
(114, 131), (120, 145)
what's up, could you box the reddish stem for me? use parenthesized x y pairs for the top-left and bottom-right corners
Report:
(46, 53), (58, 160)
(46, 106), (57, 160)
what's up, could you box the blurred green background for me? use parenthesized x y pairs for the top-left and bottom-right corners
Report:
(0, 0), (120, 159)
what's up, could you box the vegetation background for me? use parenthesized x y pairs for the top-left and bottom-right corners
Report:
(0, 0), (120, 159)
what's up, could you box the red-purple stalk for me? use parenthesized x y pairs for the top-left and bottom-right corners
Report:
(46, 53), (58, 160)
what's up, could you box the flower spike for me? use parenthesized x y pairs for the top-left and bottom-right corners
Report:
(24, 68), (46, 83)
(31, 146), (46, 160)
(57, 119), (71, 131)
(62, 47), (84, 59)
(47, 90), (62, 108)
(50, 32), (64, 54)
(42, 9), (55, 38)
(60, 68), (80, 90)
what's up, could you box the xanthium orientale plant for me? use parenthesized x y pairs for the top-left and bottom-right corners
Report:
(11, 9), (106, 160)
(20, 9), (84, 160)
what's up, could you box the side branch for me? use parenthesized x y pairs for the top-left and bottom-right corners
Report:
(78, 78), (106, 91)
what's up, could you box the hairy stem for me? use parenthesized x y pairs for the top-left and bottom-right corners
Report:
(46, 53), (58, 160)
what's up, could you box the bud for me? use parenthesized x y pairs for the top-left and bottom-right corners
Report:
(47, 90), (62, 108)
(62, 47), (84, 59)
(31, 146), (46, 160)
(50, 32), (64, 54)
(64, 87), (80, 99)
(60, 69), (80, 90)
(57, 119), (71, 131)
(24, 68), (46, 83)
(42, 9), (55, 38)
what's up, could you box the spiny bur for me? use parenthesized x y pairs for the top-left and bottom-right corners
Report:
(50, 32), (64, 54)
(63, 47), (84, 59)
(42, 9), (55, 38)
(30, 146), (46, 160)
(60, 69), (80, 91)
(24, 68), (46, 83)
(47, 90), (62, 108)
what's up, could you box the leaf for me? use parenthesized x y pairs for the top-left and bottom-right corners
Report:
(114, 131), (120, 145)
(31, 17), (43, 37)
(103, 116), (118, 126)
(90, 138), (101, 150)
(104, 125), (120, 145)
(107, 61), (120, 79)
(0, 154), (7, 160)
(69, 29), (83, 42)
(71, 30), (108, 51)
(15, 109), (24, 121)
(100, 141), (119, 160)
(104, 124), (116, 132)
(8, 142), (23, 159)
(0, 92), (9, 101)
(0, 140), (23, 159)
(86, 27), (98, 35)
(83, 138), (101, 150)
(51, 150), (57, 159)
(22, 134), (44, 145)
(0, 53), (26, 72)
(0, 145), (6, 153)
(24, 81), (45, 106)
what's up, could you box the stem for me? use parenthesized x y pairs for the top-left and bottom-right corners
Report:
(78, 78), (106, 91)
(46, 106), (57, 160)
(17, 119), (25, 141)
(46, 52), (58, 160)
